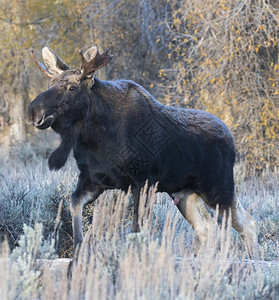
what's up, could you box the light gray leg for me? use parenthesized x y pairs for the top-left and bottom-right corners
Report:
(70, 190), (102, 250)
(220, 198), (259, 259)
(174, 190), (259, 259)
(70, 193), (84, 250)
(175, 190), (214, 248)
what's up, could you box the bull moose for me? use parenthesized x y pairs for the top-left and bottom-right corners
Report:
(27, 45), (258, 258)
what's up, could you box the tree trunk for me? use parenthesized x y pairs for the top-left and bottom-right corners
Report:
(8, 93), (27, 143)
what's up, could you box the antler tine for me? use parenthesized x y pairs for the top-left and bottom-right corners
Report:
(30, 48), (52, 78)
(77, 47), (113, 81)
(78, 49), (86, 66)
(77, 49), (87, 80)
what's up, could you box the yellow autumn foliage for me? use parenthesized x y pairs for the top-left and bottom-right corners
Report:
(163, 0), (279, 174)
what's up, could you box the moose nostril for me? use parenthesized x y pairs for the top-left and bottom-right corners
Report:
(36, 113), (45, 125)
(26, 107), (45, 126)
(26, 108), (35, 125)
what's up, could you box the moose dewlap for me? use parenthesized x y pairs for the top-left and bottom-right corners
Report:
(27, 45), (259, 258)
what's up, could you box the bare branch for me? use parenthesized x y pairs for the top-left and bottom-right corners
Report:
(0, 16), (52, 26)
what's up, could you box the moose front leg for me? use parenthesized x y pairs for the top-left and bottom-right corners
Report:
(70, 190), (84, 250)
(70, 174), (103, 250)
(132, 188), (140, 233)
(70, 189), (103, 250)
(131, 182), (155, 233)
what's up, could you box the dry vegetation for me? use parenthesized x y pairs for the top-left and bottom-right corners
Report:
(0, 141), (278, 299)
(0, 0), (279, 298)
(165, 0), (279, 174)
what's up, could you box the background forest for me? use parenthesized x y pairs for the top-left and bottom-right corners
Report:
(0, 0), (278, 173)
(0, 1), (279, 299)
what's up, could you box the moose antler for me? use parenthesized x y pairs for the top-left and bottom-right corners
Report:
(77, 47), (113, 80)
(30, 48), (52, 78)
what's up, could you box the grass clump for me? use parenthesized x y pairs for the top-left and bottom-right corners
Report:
(0, 144), (76, 255)
(0, 223), (57, 299)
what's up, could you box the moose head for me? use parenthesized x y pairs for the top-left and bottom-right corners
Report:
(27, 46), (113, 170)
(27, 46), (113, 132)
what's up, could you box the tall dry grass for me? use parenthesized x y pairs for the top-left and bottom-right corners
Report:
(0, 141), (278, 299)
(1, 184), (278, 299)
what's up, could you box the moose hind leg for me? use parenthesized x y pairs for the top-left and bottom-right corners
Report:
(175, 190), (214, 248)
(220, 198), (259, 259)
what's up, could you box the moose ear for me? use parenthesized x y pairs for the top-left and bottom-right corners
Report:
(84, 46), (98, 61)
(42, 47), (69, 76)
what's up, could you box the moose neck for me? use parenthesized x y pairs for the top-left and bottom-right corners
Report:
(76, 79), (116, 149)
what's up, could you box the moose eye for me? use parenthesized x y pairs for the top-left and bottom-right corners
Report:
(69, 85), (76, 91)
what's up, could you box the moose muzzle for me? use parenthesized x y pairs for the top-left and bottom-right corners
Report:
(27, 93), (58, 130)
